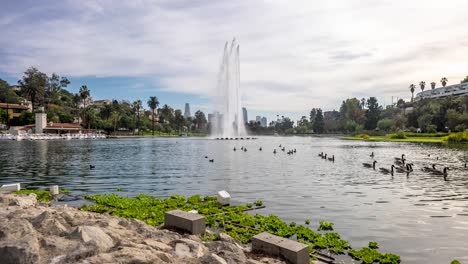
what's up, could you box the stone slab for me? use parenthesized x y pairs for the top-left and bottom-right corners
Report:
(252, 232), (309, 264)
(0, 183), (21, 193)
(164, 210), (205, 235)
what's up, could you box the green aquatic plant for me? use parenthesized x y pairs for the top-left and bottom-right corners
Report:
(451, 260), (461, 264)
(254, 200), (263, 206)
(202, 232), (220, 242)
(81, 193), (400, 261)
(443, 132), (468, 143)
(348, 247), (400, 264)
(318, 220), (334, 231)
(14, 189), (52, 202)
(116, 187), (122, 191)
(305, 219), (310, 225)
(369, 241), (379, 249)
(390, 132), (407, 139)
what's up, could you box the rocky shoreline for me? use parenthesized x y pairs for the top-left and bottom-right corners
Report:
(0, 193), (289, 264)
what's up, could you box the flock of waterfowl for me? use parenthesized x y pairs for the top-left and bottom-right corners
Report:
(362, 152), (453, 180)
(318, 152), (335, 162)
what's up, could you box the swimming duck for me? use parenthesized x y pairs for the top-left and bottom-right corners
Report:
(89, 165), (95, 169)
(209, 159), (214, 162)
(273, 149), (277, 154)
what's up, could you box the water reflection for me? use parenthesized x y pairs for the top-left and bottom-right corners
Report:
(0, 137), (467, 263)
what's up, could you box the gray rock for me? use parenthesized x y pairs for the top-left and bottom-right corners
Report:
(0, 218), (40, 264)
(206, 241), (247, 264)
(32, 211), (70, 236)
(201, 253), (228, 264)
(70, 226), (114, 252)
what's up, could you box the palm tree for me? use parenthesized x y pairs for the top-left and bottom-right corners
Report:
(441, 77), (448, 87)
(147, 96), (159, 136)
(431, 82), (436, 90)
(79, 85), (90, 108)
(133, 100), (142, 135)
(409, 84), (416, 102)
(419, 81), (426, 92)
(361, 98), (366, 109)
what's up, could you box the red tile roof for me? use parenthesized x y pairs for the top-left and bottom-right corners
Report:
(45, 123), (82, 129)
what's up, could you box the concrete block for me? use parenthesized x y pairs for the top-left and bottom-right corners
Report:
(0, 183), (21, 193)
(164, 210), (205, 235)
(217, 190), (230, 205)
(252, 232), (309, 264)
(50, 185), (59, 195)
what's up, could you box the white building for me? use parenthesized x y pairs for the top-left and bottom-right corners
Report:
(415, 83), (468, 101)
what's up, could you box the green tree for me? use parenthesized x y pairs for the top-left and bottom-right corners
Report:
(313, 109), (324, 133)
(18, 67), (48, 110)
(79, 85), (90, 108)
(309, 108), (318, 128)
(441, 77), (448, 87)
(0, 79), (21, 104)
(365, 97), (382, 130)
(377, 118), (393, 131)
(133, 100), (142, 134)
(159, 104), (174, 124)
(46, 73), (70, 106)
(18, 112), (35, 125)
(409, 84), (416, 102)
(80, 106), (96, 129)
(194, 110), (207, 131)
(174, 109), (185, 132)
(147, 96), (159, 136)
(430, 82), (436, 89)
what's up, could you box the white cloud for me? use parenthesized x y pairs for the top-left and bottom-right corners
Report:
(1, 0), (468, 112)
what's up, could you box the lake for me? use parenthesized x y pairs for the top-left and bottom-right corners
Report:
(0, 137), (467, 263)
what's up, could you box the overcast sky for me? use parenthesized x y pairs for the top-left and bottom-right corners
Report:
(1, 0), (468, 122)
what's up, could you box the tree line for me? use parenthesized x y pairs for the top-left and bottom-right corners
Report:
(0, 67), (209, 135)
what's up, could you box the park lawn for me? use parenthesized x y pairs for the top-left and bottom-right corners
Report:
(341, 135), (444, 143)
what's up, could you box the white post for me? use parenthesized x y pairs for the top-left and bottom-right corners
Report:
(50, 185), (59, 195)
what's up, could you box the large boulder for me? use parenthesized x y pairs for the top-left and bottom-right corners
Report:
(0, 219), (40, 264)
(69, 226), (114, 252)
(173, 238), (208, 259)
(32, 211), (70, 236)
(206, 240), (248, 264)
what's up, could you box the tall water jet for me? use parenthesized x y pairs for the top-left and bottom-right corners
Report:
(211, 39), (247, 138)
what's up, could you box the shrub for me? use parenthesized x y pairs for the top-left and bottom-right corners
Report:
(354, 134), (370, 140)
(454, 124), (466, 132)
(390, 131), (406, 139)
(443, 132), (468, 143)
(377, 119), (393, 131)
(426, 124), (437, 133)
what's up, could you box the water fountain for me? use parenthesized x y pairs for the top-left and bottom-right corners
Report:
(211, 39), (247, 138)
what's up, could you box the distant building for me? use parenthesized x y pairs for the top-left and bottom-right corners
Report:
(256, 116), (261, 123)
(0, 103), (31, 125)
(184, 103), (191, 118)
(242, 107), (248, 124)
(8, 85), (21, 92)
(261, 117), (267, 127)
(92, 100), (112, 107)
(415, 82), (468, 101)
(35, 107), (83, 134)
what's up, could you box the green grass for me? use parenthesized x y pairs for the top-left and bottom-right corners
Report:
(443, 132), (468, 143)
(81, 193), (400, 262)
(141, 131), (207, 137)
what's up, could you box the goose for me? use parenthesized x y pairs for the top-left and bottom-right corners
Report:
(293, 149), (297, 153)
(281, 147), (285, 151)
(241, 146), (244, 150)
(279, 144), (282, 147)
(204, 156), (208, 159)
(422, 164), (437, 172)
(370, 152), (375, 158)
(209, 159), (214, 162)
(379, 165), (395, 175)
(328, 155), (335, 162)
(394, 154), (405, 162)
(322, 154), (328, 159)
(432, 167), (449, 176)
(394, 159), (406, 166)
(396, 164), (412, 173)
(363, 160), (377, 169)
(233, 147), (236, 151)
(273, 149), (277, 154)
(318, 152), (323, 157)
(89, 165), (95, 169)
(244, 148), (247, 152)
(259, 147), (262, 151)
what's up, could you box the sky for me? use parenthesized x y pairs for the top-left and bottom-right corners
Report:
(1, 0), (468, 123)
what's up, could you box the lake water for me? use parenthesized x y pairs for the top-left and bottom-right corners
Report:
(0, 137), (467, 263)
